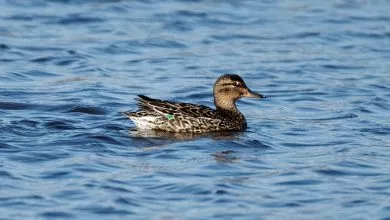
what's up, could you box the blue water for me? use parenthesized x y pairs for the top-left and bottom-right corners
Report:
(1, 0), (390, 219)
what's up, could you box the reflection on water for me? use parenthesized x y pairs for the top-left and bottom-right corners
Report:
(212, 150), (238, 163)
(128, 128), (243, 141)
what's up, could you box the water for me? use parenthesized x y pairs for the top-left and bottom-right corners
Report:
(1, 0), (390, 219)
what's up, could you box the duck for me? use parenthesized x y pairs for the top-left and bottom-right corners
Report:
(124, 74), (265, 133)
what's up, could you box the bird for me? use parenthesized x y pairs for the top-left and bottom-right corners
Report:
(123, 74), (265, 133)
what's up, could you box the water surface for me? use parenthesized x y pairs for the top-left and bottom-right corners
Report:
(1, 0), (390, 219)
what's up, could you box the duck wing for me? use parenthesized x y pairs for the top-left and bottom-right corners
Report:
(136, 95), (218, 118)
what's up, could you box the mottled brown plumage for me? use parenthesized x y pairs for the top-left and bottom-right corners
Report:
(124, 74), (265, 133)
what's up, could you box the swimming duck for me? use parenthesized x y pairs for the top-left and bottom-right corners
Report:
(124, 74), (265, 133)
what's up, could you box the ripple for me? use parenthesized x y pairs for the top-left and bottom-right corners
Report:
(53, 190), (86, 201)
(10, 152), (70, 164)
(115, 197), (142, 207)
(321, 64), (366, 70)
(78, 206), (133, 215)
(39, 211), (74, 219)
(0, 44), (10, 50)
(316, 168), (382, 177)
(304, 113), (358, 121)
(315, 169), (350, 176)
(0, 143), (20, 152)
(360, 126), (390, 135)
(23, 70), (58, 77)
(44, 121), (78, 130)
(47, 14), (105, 25)
(62, 163), (104, 173)
(86, 134), (125, 146)
(282, 141), (348, 148)
(101, 185), (134, 194)
(30, 56), (56, 63)
(103, 39), (188, 53)
(211, 34), (267, 41)
(0, 102), (38, 110)
(276, 179), (322, 186)
(347, 31), (390, 39)
(66, 106), (107, 115)
(40, 171), (74, 179)
(0, 171), (20, 180)
(342, 199), (372, 208)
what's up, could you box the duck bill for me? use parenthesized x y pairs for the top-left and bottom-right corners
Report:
(242, 89), (266, 98)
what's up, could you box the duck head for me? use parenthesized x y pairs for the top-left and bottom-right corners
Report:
(213, 74), (265, 111)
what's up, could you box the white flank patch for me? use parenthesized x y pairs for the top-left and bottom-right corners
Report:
(129, 116), (158, 130)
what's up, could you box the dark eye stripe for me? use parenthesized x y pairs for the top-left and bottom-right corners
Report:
(221, 82), (241, 86)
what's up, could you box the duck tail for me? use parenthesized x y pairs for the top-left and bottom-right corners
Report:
(122, 111), (136, 118)
(136, 95), (161, 112)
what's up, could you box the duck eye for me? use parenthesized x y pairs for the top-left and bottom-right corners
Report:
(234, 82), (240, 87)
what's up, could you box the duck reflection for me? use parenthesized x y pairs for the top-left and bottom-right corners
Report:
(128, 128), (242, 160)
(212, 150), (238, 163)
(128, 128), (243, 141)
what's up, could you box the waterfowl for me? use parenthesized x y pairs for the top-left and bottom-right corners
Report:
(124, 74), (265, 133)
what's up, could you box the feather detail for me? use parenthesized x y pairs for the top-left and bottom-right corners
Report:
(124, 74), (264, 133)
(124, 95), (246, 133)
